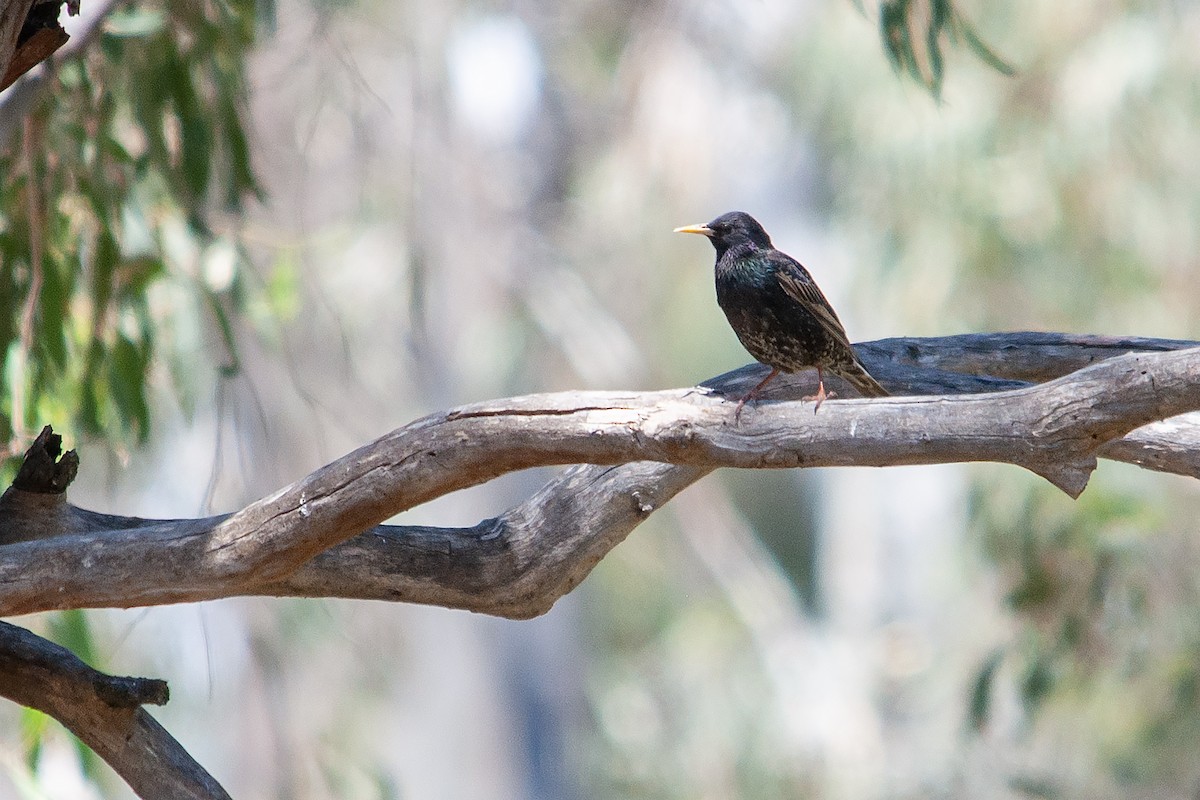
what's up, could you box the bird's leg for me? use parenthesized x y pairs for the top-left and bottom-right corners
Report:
(802, 366), (837, 413)
(734, 367), (780, 422)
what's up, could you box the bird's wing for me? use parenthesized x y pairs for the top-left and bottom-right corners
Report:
(772, 254), (856, 352)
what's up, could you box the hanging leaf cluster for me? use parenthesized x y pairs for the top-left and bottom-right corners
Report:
(0, 0), (263, 457)
(878, 0), (1014, 99)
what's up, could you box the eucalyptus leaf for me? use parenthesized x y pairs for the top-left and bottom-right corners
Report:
(104, 8), (167, 38)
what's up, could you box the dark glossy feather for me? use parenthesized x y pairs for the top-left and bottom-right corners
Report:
(773, 256), (854, 357)
(677, 211), (888, 410)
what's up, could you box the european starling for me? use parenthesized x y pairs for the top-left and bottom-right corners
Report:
(675, 211), (888, 417)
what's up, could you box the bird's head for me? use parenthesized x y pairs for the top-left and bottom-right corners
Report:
(674, 211), (773, 259)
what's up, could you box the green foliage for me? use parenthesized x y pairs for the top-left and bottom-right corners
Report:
(967, 647), (1004, 731)
(965, 467), (1200, 789)
(0, 0), (262, 458)
(878, 0), (1014, 99)
(969, 474), (1158, 719)
(47, 607), (97, 665)
(18, 707), (49, 774)
(2, 7), (264, 784)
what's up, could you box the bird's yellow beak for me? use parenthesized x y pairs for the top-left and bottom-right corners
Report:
(673, 223), (713, 237)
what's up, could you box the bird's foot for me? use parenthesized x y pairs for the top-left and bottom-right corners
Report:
(733, 397), (750, 423)
(802, 384), (836, 413)
(730, 367), (780, 425)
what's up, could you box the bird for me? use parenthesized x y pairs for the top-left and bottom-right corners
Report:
(674, 211), (888, 418)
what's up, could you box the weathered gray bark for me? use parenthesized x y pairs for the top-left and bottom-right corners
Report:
(0, 620), (231, 800)
(1, 331), (1199, 800)
(0, 333), (1197, 620)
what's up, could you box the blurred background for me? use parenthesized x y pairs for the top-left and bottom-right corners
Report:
(2, 0), (1200, 797)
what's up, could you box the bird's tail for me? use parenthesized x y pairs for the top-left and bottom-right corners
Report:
(838, 361), (889, 397)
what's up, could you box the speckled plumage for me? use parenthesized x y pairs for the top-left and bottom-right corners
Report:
(675, 211), (887, 415)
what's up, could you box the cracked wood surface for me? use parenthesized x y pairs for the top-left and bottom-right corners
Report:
(0, 334), (1197, 619)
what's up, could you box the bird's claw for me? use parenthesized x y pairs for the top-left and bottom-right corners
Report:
(802, 386), (836, 413)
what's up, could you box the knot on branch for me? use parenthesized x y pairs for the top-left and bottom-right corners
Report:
(12, 425), (78, 494)
(93, 674), (170, 708)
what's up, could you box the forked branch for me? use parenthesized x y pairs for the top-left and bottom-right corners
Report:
(0, 331), (1197, 800)
(0, 334), (1197, 621)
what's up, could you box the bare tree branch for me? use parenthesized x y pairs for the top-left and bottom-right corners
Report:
(857, 331), (1200, 382)
(0, 621), (231, 799)
(263, 461), (705, 618)
(262, 337), (1200, 617)
(0, 0), (80, 92)
(0, 334), (1197, 621)
(0, 0), (116, 145)
(0, 0), (38, 89)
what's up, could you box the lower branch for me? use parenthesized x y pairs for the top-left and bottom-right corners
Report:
(263, 462), (709, 618)
(0, 621), (230, 800)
